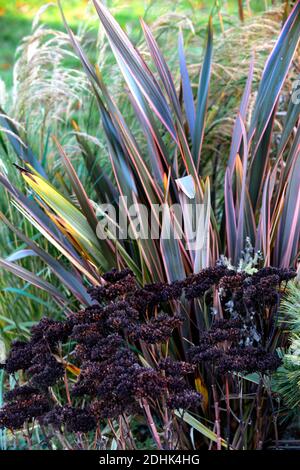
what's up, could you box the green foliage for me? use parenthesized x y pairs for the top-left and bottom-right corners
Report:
(273, 281), (300, 410)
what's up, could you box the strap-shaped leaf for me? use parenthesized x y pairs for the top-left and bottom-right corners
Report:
(235, 116), (255, 262)
(72, 121), (119, 205)
(276, 153), (300, 267)
(0, 211), (92, 305)
(54, 136), (113, 255)
(19, 168), (112, 271)
(141, 19), (182, 121)
(160, 203), (186, 282)
(6, 249), (36, 262)
(194, 178), (211, 272)
(96, 66), (164, 206)
(192, 16), (213, 170)
(249, 107), (276, 210)
(92, 0), (177, 140)
(282, 125), (300, 184)
(175, 410), (227, 447)
(0, 173), (100, 284)
(54, 138), (97, 227)
(277, 76), (300, 157)
(227, 56), (254, 174)
(0, 107), (47, 178)
(178, 32), (195, 136)
(256, 172), (271, 265)
(224, 167), (236, 261)
(249, 1), (300, 155)
(127, 91), (167, 190)
(0, 258), (66, 303)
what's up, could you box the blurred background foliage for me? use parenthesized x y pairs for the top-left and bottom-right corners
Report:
(0, 0), (274, 87)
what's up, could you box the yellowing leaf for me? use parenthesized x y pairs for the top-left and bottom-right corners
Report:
(195, 375), (209, 412)
(66, 363), (81, 377)
(175, 410), (228, 447)
(54, 354), (81, 376)
(21, 168), (110, 270)
(163, 172), (168, 193)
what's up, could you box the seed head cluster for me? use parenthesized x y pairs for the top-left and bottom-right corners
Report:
(0, 265), (294, 432)
(188, 318), (282, 374)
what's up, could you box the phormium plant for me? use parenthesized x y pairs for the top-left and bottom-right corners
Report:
(0, 1), (299, 301)
(0, 0), (299, 451)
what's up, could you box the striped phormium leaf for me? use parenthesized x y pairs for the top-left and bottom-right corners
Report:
(248, 0), (300, 208)
(224, 3), (300, 267)
(192, 16), (213, 172)
(0, 211), (92, 306)
(92, 1), (177, 141)
(178, 32), (195, 137)
(0, 107), (47, 178)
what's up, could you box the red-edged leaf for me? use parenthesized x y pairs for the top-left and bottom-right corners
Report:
(235, 116), (249, 262)
(276, 153), (300, 267)
(141, 19), (182, 121)
(228, 56), (254, 174)
(92, 0), (177, 140)
(256, 172), (271, 265)
(224, 167), (236, 261)
(249, 1), (300, 153)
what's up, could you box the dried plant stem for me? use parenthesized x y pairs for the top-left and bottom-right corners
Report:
(212, 384), (222, 450)
(40, 425), (52, 450)
(54, 430), (72, 450)
(22, 424), (32, 450)
(234, 400), (255, 450)
(141, 398), (163, 450)
(238, 377), (245, 449)
(93, 426), (101, 450)
(255, 380), (263, 449)
(108, 419), (123, 450)
(163, 405), (171, 450)
(267, 386), (279, 449)
(173, 412), (185, 450)
(122, 414), (136, 450)
(225, 375), (231, 448)
(238, 0), (244, 22)
(64, 371), (71, 405)
(118, 416), (127, 450)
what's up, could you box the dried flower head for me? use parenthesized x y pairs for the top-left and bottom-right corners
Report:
(4, 340), (33, 373)
(129, 313), (183, 344)
(1, 264), (292, 432)
(41, 405), (96, 433)
(0, 389), (50, 430)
